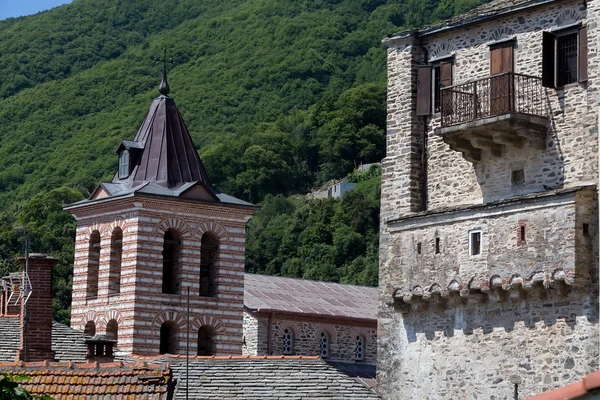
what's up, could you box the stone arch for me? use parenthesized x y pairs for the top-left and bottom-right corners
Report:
(427, 42), (455, 60)
(86, 230), (102, 300)
(106, 319), (119, 342)
(101, 217), (128, 237)
(153, 310), (186, 332)
(82, 222), (103, 241)
(199, 231), (220, 297)
(84, 321), (96, 337)
(276, 322), (298, 355)
(490, 27), (515, 42)
(351, 329), (366, 361)
(190, 315), (224, 334)
(80, 310), (99, 332)
(553, 9), (581, 28)
(195, 222), (228, 242)
(155, 218), (192, 238)
(101, 309), (124, 327)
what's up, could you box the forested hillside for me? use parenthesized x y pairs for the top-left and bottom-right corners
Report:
(0, 0), (487, 323)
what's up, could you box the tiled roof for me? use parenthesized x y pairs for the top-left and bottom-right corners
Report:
(244, 273), (378, 321)
(0, 361), (172, 400)
(139, 355), (380, 399)
(0, 317), (89, 362)
(527, 370), (600, 399)
(385, 0), (558, 41)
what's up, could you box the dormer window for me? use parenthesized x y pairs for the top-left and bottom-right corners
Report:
(119, 150), (130, 179)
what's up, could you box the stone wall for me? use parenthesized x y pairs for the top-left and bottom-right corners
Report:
(379, 0), (600, 398)
(70, 196), (254, 356)
(243, 312), (377, 363)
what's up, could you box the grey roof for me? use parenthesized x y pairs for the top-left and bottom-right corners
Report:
(153, 355), (380, 399)
(0, 318), (88, 362)
(244, 273), (378, 321)
(385, 0), (558, 41)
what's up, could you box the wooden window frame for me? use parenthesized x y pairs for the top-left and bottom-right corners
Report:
(542, 24), (588, 88)
(416, 56), (453, 116)
(469, 229), (482, 257)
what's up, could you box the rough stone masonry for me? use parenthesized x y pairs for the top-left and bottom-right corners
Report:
(378, 0), (600, 398)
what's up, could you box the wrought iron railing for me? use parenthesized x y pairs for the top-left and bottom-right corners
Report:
(440, 73), (546, 127)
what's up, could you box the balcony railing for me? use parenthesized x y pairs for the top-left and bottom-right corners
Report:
(440, 73), (546, 128)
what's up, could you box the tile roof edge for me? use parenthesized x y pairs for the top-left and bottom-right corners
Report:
(0, 361), (168, 371)
(245, 308), (377, 324)
(383, 0), (559, 44)
(128, 354), (322, 360)
(244, 272), (379, 290)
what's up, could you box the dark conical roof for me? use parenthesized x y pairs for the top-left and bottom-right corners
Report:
(113, 95), (212, 190)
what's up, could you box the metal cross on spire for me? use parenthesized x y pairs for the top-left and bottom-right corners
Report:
(153, 48), (174, 96)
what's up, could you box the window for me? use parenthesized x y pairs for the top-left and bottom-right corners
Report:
(583, 223), (590, 237)
(417, 242), (422, 255)
(160, 321), (178, 354)
(86, 231), (101, 300)
(108, 228), (123, 295)
(511, 169), (525, 186)
(106, 319), (118, 342)
(197, 326), (215, 356)
(282, 328), (293, 355)
(416, 59), (453, 116)
(200, 233), (219, 297)
(469, 230), (482, 256)
(435, 237), (441, 254)
(542, 26), (588, 88)
(162, 229), (181, 294)
(119, 150), (130, 179)
(84, 321), (96, 337)
(354, 335), (365, 361)
(520, 226), (526, 242)
(319, 332), (329, 358)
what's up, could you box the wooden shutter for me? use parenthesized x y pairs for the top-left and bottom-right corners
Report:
(542, 31), (556, 88)
(491, 46), (513, 74)
(579, 25), (588, 82)
(440, 62), (452, 87)
(417, 65), (432, 116)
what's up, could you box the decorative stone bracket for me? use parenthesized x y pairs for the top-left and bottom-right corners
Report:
(393, 269), (577, 313)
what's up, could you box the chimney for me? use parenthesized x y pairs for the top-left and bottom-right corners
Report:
(15, 253), (57, 362)
(85, 334), (117, 363)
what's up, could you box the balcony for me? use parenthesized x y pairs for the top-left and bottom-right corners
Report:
(434, 73), (549, 162)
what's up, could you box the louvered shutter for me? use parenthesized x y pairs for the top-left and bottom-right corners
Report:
(542, 31), (556, 88)
(579, 25), (588, 82)
(417, 65), (432, 116)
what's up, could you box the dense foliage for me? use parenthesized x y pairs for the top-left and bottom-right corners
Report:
(0, 0), (488, 323)
(0, 374), (53, 400)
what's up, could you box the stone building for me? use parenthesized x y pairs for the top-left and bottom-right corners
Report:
(379, 0), (599, 398)
(243, 273), (377, 364)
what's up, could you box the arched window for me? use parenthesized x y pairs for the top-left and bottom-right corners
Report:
(108, 228), (123, 295)
(162, 229), (181, 294)
(354, 335), (365, 361)
(159, 321), (178, 354)
(282, 328), (294, 355)
(84, 321), (96, 337)
(197, 325), (215, 356)
(86, 231), (101, 300)
(319, 332), (329, 358)
(106, 319), (118, 342)
(200, 233), (219, 297)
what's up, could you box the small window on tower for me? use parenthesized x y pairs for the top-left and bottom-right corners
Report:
(435, 237), (441, 254)
(469, 230), (482, 256)
(119, 150), (130, 179)
(511, 169), (524, 186)
(417, 242), (422, 255)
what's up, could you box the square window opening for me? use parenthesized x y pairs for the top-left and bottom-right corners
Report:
(511, 169), (524, 186)
(469, 230), (482, 256)
(556, 32), (579, 87)
(583, 223), (590, 237)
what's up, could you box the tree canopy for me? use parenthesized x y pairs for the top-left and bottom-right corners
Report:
(0, 0), (489, 323)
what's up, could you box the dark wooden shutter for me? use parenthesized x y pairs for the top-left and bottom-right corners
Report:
(502, 46), (513, 73)
(490, 47), (502, 75)
(417, 65), (432, 116)
(491, 45), (513, 74)
(542, 31), (556, 88)
(579, 25), (588, 82)
(440, 62), (452, 87)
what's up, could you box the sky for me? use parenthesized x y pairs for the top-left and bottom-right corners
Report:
(0, 0), (73, 20)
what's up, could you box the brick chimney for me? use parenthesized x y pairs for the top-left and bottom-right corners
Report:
(15, 253), (57, 362)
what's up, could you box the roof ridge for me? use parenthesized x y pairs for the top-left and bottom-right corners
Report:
(245, 272), (379, 290)
(0, 360), (168, 370)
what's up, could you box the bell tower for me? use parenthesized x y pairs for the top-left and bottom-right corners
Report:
(66, 72), (257, 356)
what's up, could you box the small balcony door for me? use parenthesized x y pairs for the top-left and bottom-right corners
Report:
(490, 45), (513, 115)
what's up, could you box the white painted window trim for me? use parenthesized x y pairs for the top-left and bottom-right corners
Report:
(468, 229), (483, 257)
